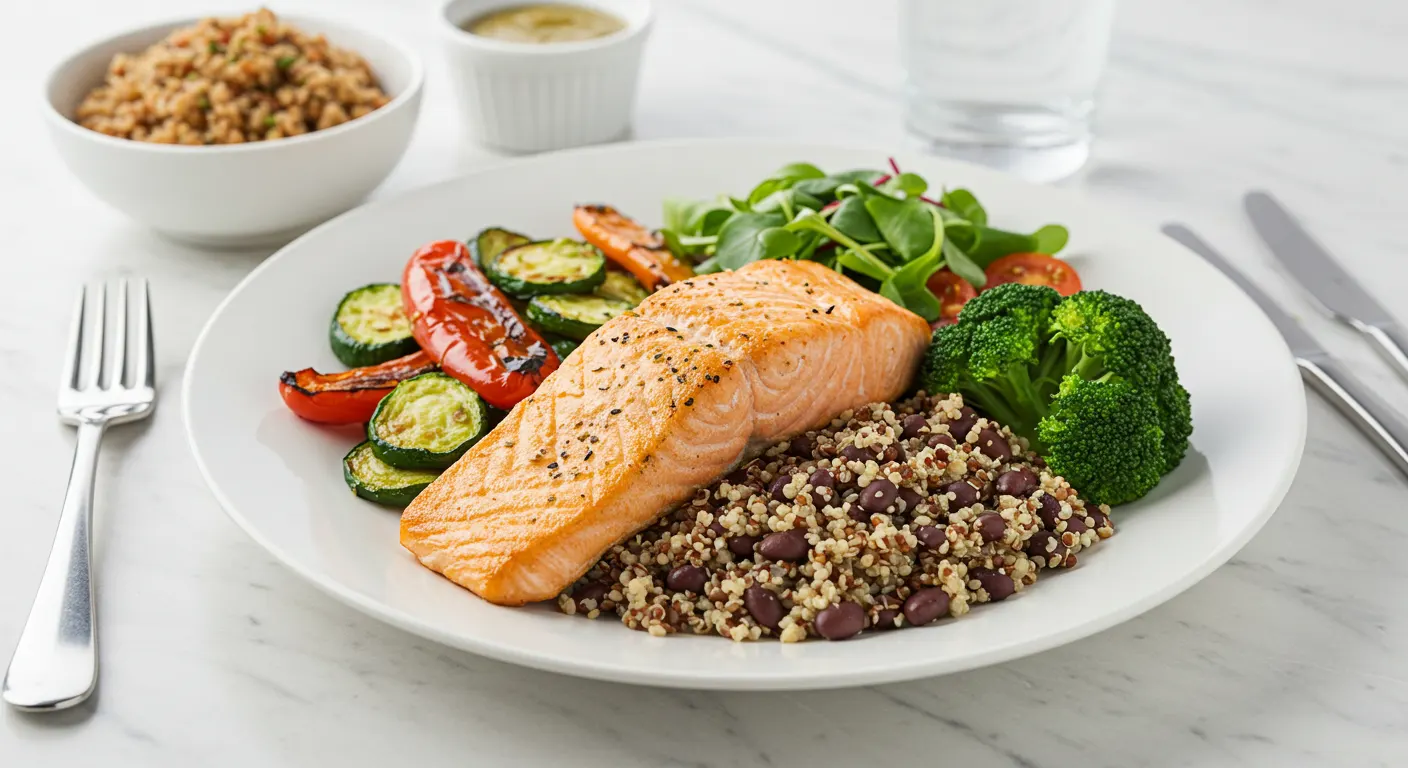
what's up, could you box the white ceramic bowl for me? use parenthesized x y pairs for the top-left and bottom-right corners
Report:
(44, 15), (424, 247)
(439, 0), (652, 153)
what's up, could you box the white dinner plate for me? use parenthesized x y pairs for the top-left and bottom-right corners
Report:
(184, 139), (1306, 690)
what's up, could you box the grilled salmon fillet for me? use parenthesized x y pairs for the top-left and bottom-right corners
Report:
(400, 260), (931, 605)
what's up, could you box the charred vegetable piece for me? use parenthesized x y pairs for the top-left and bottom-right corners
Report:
(469, 227), (531, 266)
(573, 204), (694, 291)
(343, 441), (440, 507)
(329, 283), (419, 367)
(549, 337), (580, 359)
(368, 372), (490, 470)
(526, 294), (634, 340)
(278, 351), (437, 424)
(594, 269), (649, 306)
(484, 239), (607, 298)
(402, 240), (559, 410)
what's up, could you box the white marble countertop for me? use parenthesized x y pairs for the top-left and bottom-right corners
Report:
(4, 0), (1408, 764)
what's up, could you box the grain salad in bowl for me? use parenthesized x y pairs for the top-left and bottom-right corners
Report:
(76, 9), (390, 145)
(45, 10), (421, 245)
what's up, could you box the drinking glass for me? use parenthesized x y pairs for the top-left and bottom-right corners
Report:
(899, 0), (1117, 182)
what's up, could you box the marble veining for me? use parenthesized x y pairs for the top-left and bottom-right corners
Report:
(3, 0), (1408, 765)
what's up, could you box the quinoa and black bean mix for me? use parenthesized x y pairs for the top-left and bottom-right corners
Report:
(558, 391), (1114, 642)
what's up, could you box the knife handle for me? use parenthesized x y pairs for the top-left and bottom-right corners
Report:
(1352, 322), (1408, 386)
(1298, 357), (1408, 478)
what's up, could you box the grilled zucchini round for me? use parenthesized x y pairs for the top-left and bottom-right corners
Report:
(469, 227), (531, 266)
(329, 283), (418, 367)
(368, 372), (490, 470)
(343, 441), (439, 507)
(526, 294), (635, 340)
(484, 239), (607, 298)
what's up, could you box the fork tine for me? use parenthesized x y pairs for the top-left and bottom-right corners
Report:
(135, 279), (155, 388)
(60, 287), (86, 391)
(106, 279), (129, 389)
(81, 284), (105, 390)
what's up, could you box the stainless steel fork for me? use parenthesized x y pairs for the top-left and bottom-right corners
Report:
(3, 281), (155, 711)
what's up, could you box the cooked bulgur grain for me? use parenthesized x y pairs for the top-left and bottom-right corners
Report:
(75, 9), (390, 144)
(558, 392), (1114, 642)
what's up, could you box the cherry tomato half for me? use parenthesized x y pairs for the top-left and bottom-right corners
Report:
(983, 253), (1082, 296)
(926, 269), (978, 327)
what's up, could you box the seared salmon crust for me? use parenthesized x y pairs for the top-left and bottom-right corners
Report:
(400, 261), (931, 605)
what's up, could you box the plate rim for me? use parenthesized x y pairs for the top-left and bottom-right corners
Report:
(182, 137), (1308, 690)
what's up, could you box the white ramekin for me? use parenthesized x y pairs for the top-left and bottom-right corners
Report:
(439, 0), (653, 153)
(44, 14), (424, 247)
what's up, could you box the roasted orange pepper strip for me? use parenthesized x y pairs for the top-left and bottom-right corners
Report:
(573, 204), (694, 291)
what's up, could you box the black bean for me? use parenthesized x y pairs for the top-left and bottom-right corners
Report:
(808, 468), (835, 490)
(947, 407), (978, 440)
(1024, 531), (1066, 568)
(574, 582), (608, 605)
(815, 602), (865, 640)
(848, 505), (870, 524)
(976, 427), (1012, 461)
(1088, 507), (1111, 531)
(840, 443), (878, 464)
(666, 564), (707, 593)
(727, 535), (760, 559)
(886, 443), (906, 462)
(903, 587), (950, 626)
(926, 433), (956, 449)
(768, 474), (792, 502)
(744, 586), (784, 630)
(873, 608), (901, 630)
(994, 467), (1038, 497)
(859, 478), (899, 514)
(724, 464), (752, 485)
(971, 568), (1015, 601)
(900, 413), (929, 440)
(943, 480), (980, 509)
(915, 524), (947, 552)
(897, 486), (925, 514)
(787, 434), (815, 459)
(1037, 493), (1062, 529)
(1065, 512), (1089, 534)
(707, 520), (726, 537)
(757, 529), (809, 562)
(975, 512), (1006, 543)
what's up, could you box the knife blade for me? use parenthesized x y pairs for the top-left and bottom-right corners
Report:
(1245, 190), (1408, 382)
(1163, 223), (1408, 479)
(1162, 224), (1325, 361)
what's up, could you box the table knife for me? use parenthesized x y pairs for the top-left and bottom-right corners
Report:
(1163, 223), (1408, 478)
(1245, 190), (1408, 384)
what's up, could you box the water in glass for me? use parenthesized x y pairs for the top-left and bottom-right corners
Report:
(900, 0), (1116, 182)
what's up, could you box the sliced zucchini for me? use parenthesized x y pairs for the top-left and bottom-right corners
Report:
(330, 284), (419, 368)
(550, 337), (580, 360)
(368, 372), (490, 470)
(470, 227), (531, 266)
(484, 239), (607, 299)
(343, 441), (439, 507)
(526, 294), (634, 340)
(594, 269), (649, 306)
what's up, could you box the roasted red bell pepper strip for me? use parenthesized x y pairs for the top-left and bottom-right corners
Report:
(278, 351), (436, 424)
(573, 204), (695, 291)
(402, 240), (558, 409)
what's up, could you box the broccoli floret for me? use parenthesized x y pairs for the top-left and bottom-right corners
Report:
(918, 283), (1192, 505)
(1038, 375), (1166, 506)
(921, 287), (1057, 438)
(1049, 290), (1189, 469)
(1049, 290), (1171, 391)
(1155, 376), (1193, 470)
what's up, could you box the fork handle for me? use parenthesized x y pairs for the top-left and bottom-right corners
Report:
(3, 422), (104, 711)
(1352, 322), (1408, 388)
